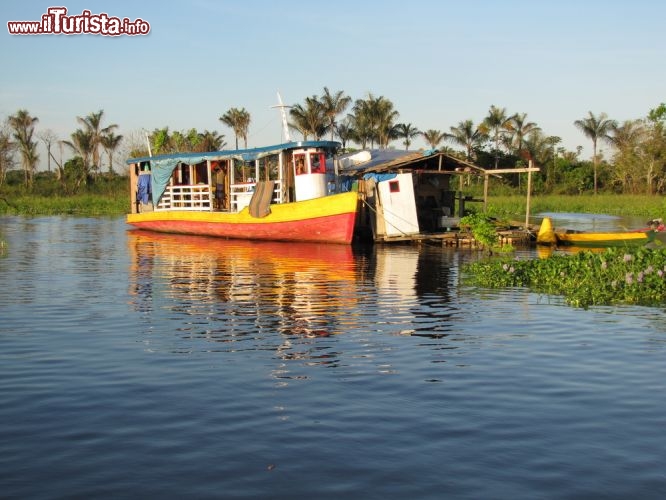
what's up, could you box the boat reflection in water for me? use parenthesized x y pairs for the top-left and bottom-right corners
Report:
(127, 230), (361, 342)
(127, 229), (464, 381)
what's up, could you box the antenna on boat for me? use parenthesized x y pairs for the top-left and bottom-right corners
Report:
(271, 91), (292, 143)
(142, 128), (152, 157)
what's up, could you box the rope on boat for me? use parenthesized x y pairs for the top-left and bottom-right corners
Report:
(361, 198), (412, 237)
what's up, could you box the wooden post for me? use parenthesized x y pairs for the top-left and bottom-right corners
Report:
(483, 173), (489, 212)
(458, 174), (464, 216)
(525, 160), (533, 229)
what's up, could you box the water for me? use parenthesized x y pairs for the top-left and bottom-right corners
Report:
(2, 215), (666, 499)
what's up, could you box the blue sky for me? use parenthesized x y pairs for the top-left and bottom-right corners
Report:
(2, 0), (665, 169)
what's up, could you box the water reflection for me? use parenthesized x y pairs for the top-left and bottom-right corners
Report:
(126, 230), (469, 361)
(127, 230), (363, 338)
(370, 245), (464, 338)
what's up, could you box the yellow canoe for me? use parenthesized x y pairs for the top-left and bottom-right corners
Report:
(537, 216), (653, 247)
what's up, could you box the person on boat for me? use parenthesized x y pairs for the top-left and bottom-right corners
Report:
(295, 156), (306, 175)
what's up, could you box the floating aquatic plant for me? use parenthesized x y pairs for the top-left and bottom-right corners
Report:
(463, 247), (666, 308)
(459, 213), (514, 254)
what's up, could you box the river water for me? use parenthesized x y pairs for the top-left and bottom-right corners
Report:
(2, 215), (666, 499)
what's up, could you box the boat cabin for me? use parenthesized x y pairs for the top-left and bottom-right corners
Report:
(127, 141), (341, 214)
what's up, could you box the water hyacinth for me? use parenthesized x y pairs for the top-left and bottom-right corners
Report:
(463, 247), (666, 308)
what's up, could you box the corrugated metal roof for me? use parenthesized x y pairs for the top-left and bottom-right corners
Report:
(337, 149), (486, 175)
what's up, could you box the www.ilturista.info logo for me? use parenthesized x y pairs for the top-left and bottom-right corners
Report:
(7, 7), (150, 36)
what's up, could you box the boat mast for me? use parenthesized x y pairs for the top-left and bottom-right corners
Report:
(271, 91), (292, 143)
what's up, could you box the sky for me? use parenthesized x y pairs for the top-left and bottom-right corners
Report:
(1, 0), (665, 170)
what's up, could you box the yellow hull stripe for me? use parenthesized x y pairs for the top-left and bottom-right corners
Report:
(127, 191), (358, 225)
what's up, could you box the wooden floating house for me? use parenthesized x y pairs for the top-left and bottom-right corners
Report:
(335, 149), (539, 245)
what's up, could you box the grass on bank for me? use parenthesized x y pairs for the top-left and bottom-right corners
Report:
(0, 194), (128, 216)
(0, 171), (128, 216)
(478, 194), (666, 219)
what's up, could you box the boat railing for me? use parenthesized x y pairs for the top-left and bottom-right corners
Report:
(230, 181), (282, 212)
(156, 184), (212, 211)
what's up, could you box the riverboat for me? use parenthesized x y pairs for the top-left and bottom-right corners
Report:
(126, 141), (359, 244)
(536, 216), (657, 247)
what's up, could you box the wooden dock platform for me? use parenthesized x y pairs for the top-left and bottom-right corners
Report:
(374, 228), (536, 247)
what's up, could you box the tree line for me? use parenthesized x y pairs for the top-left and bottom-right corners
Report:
(2, 88), (665, 196)
(220, 87), (666, 194)
(215, 88), (666, 196)
(0, 109), (123, 193)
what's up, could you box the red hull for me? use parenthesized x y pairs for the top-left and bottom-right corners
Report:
(129, 212), (356, 244)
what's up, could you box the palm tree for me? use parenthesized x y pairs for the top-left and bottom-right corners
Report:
(77, 110), (118, 175)
(8, 109), (39, 188)
(347, 106), (373, 149)
(482, 105), (512, 168)
(199, 130), (226, 152)
(394, 123), (421, 150)
(522, 130), (555, 166)
(375, 96), (400, 149)
(421, 129), (447, 149)
(609, 120), (647, 193)
(349, 94), (399, 149)
(335, 118), (354, 151)
(289, 96), (327, 140)
(219, 107), (251, 149)
(320, 87), (351, 141)
(151, 127), (172, 155)
(506, 113), (540, 157)
(170, 130), (188, 152)
(185, 128), (203, 151)
(0, 127), (16, 187)
(100, 131), (123, 173)
(447, 120), (487, 161)
(609, 119), (645, 150)
(350, 95), (374, 148)
(574, 111), (617, 194)
(62, 128), (94, 185)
